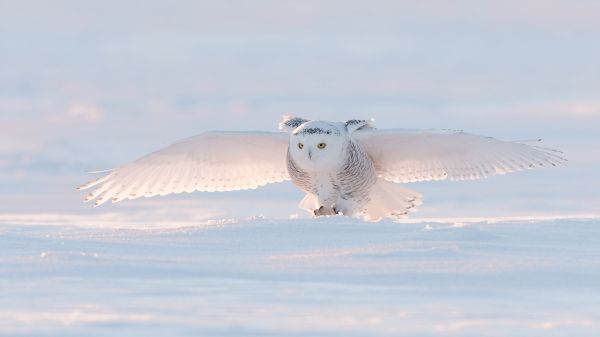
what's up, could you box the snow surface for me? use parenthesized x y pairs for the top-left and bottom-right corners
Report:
(1, 215), (599, 337)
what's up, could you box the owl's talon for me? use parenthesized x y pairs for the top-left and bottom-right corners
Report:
(314, 206), (337, 216)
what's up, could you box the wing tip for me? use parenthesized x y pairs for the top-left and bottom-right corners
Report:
(77, 170), (116, 191)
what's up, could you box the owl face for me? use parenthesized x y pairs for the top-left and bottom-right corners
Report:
(289, 121), (346, 172)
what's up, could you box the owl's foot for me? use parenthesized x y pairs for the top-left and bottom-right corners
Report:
(314, 206), (339, 216)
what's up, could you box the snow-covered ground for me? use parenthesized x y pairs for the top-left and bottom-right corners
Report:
(2, 215), (599, 336)
(3, 1), (600, 336)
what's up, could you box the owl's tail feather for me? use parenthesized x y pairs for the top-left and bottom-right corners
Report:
(363, 179), (422, 222)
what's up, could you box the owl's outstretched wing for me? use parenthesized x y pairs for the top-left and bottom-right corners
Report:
(78, 131), (291, 206)
(353, 129), (566, 183)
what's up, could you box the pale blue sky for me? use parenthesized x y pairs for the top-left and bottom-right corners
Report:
(1, 1), (599, 219)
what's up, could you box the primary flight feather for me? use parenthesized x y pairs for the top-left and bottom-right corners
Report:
(78, 116), (566, 221)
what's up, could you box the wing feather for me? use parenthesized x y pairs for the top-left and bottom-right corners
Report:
(79, 131), (290, 205)
(354, 129), (566, 183)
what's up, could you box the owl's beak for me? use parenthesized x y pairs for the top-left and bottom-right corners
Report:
(308, 150), (312, 160)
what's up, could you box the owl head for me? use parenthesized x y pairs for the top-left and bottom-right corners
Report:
(280, 116), (373, 172)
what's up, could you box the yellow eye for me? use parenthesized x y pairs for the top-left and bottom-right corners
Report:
(298, 143), (304, 149)
(317, 143), (327, 149)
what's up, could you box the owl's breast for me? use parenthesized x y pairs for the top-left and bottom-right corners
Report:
(336, 140), (377, 201)
(286, 149), (315, 193)
(286, 142), (377, 202)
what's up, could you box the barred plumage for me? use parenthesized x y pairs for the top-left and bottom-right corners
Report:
(287, 135), (377, 217)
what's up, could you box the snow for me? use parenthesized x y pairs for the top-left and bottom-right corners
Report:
(2, 215), (599, 336)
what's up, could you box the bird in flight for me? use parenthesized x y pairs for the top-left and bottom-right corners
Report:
(78, 116), (565, 221)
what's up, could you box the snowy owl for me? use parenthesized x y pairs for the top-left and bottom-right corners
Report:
(78, 116), (565, 221)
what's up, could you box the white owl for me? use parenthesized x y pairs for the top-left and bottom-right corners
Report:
(78, 116), (565, 221)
